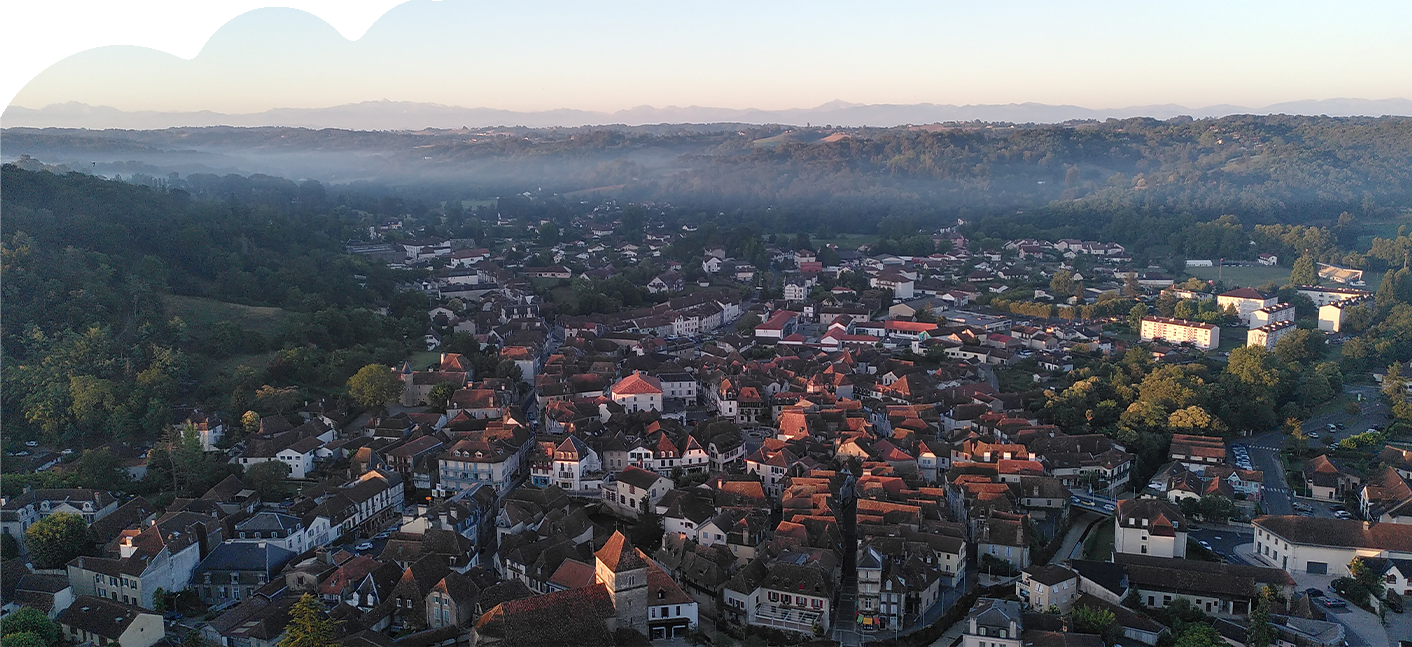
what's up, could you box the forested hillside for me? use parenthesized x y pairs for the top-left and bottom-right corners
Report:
(6, 114), (1412, 241)
(1, 166), (427, 446)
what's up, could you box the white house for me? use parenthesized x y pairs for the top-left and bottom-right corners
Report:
(721, 561), (833, 638)
(1114, 499), (1188, 559)
(275, 437), (322, 479)
(610, 372), (664, 413)
(603, 466), (671, 519)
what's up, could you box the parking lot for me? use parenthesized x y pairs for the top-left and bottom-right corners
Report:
(1229, 443), (1254, 471)
(1187, 527), (1251, 559)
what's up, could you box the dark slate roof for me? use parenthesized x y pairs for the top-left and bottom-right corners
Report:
(57, 595), (154, 640)
(1068, 559), (1128, 597)
(194, 541), (296, 575)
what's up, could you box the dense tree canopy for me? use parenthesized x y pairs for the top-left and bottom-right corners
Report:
(23, 512), (90, 569)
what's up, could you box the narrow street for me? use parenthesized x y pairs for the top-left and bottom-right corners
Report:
(1239, 430), (1293, 516)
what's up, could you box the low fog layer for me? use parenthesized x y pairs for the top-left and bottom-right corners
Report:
(5, 114), (1411, 230)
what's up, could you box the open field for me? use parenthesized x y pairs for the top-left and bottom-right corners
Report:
(1184, 265), (1290, 288)
(812, 233), (876, 250)
(1352, 210), (1412, 245)
(1186, 265), (1385, 292)
(166, 295), (289, 336)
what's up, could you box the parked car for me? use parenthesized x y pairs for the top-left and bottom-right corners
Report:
(1322, 598), (1348, 609)
(24, 441), (39, 447)
(1305, 588), (1325, 599)
(355, 541), (374, 551)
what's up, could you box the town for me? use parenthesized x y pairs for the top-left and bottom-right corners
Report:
(5, 195), (1412, 647)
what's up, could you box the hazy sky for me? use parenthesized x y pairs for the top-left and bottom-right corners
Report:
(8, 0), (1412, 113)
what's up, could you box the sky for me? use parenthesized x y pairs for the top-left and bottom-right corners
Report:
(5, 0), (1412, 114)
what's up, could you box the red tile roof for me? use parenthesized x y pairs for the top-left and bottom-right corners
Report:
(611, 372), (662, 395)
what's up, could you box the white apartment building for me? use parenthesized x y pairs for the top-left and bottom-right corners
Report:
(1249, 302), (1296, 328)
(1247, 320), (1296, 351)
(1139, 316), (1220, 351)
(1217, 288), (1277, 325)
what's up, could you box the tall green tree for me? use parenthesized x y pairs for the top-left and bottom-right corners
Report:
(1288, 255), (1317, 286)
(1, 632), (47, 647)
(280, 594), (338, 647)
(1382, 363), (1407, 402)
(23, 512), (90, 568)
(244, 460), (292, 498)
(1069, 606), (1120, 644)
(1173, 624), (1225, 647)
(68, 448), (131, 490)
(427, 383), (457, 411)
(347, 364), (402, 409)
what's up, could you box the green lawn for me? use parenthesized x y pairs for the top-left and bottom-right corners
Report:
(407, 350), (442, 370)
(1185, 265), (1291, 288)
(166, 295), (289, 336)
(812, 234), (876, 250)
(1082, 517), (1115, 560)
(208, 351), (277, 379)
(1186, 263), (1386, 292)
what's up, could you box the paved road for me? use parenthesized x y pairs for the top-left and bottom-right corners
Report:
(1240, 384), (1387, 517)
(1304, 384), (1389, 450)
(1236, 432), (1294, 516)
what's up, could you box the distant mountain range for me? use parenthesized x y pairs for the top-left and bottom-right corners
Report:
(5, 98), (1412, 131)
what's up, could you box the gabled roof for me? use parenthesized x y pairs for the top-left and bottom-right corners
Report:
(611, 372), (663, 395)
(57, 595), (154, 640)
(595, 531), (647, 573)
